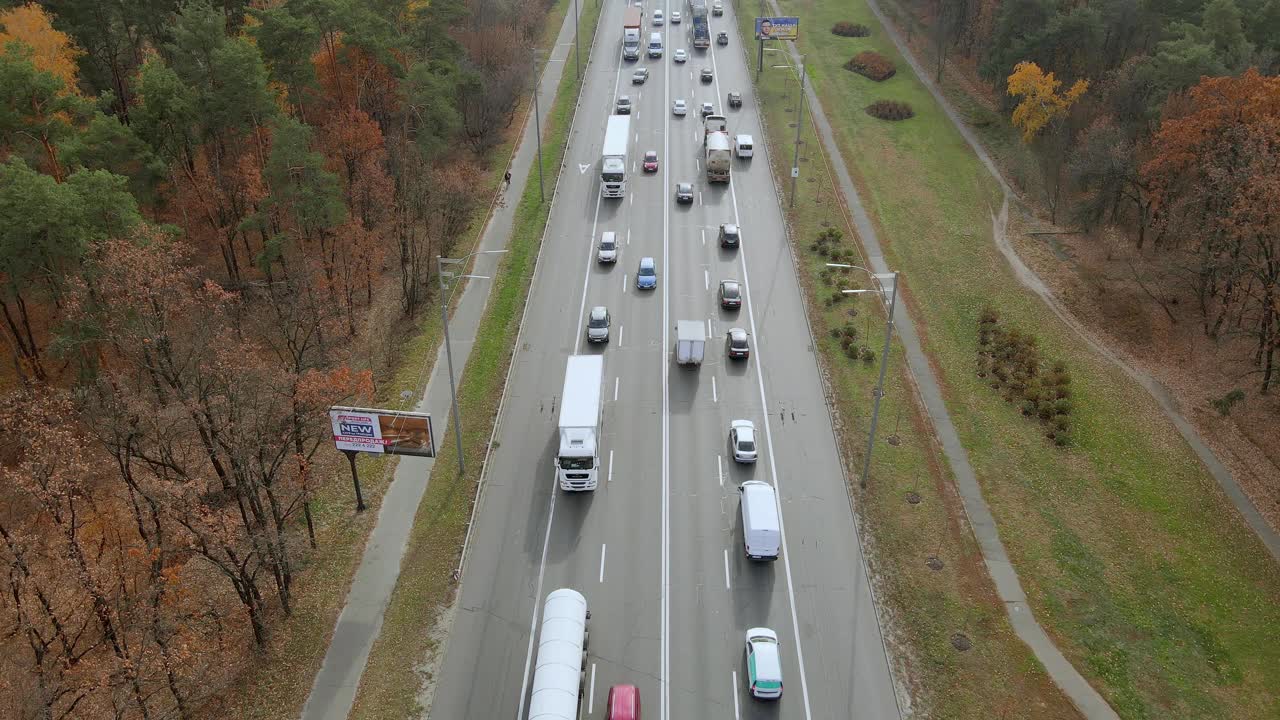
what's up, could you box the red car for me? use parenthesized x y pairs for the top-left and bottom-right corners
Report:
(643, 150), (659, 172)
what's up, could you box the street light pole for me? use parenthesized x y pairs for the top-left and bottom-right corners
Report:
(436, 261), (467, 475)
(436, 251), (507, 475)
(862, 272), (898, 489)
(789, 58), (806, 208)
(532, 53), (545, 203)
(574, 0), (581, 81)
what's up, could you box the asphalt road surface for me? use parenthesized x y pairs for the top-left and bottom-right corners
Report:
(427, 1), (901, 718)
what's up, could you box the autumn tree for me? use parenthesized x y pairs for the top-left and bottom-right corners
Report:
(1007, 61), (1088, 222)
(1142, 69), (1280, 391)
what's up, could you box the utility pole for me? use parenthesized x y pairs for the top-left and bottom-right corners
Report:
(437, 259), (467, 475)
(756, 0), (765, 81)
(533, 52), (545, 203)
(789, 58), (805, 208)
(861, 272), (899, 489)
(574, 0), (581, 81)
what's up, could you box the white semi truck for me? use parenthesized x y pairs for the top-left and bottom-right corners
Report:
(601, 115), (630, 198)
(527, 588), (590, 720)
(622, 7), (642, 60)
(704, 115), (731, 183)
(557, 355), (603, 490)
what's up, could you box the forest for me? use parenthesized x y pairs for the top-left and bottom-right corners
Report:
(902, 0), (1280, 392)
(0, 0), (547, 717)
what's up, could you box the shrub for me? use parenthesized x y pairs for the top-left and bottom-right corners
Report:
(845, 51), (896, 81)
(860, 346), (877, 364)
(1212, 388), (1246, 416)
(831, 21), (870, 37)
(830, 290), (845, 304)
(866, 99), (914, 121)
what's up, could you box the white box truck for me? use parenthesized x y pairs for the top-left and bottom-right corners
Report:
(557, 355), (603, 490)
(622, 7), (642, 60)
(601, 115), (630, 199)
(527, 588), (590, 720)
(704, 115), (731, 183)
(675, 321), (706, 366)
(739, 481), (781, 560)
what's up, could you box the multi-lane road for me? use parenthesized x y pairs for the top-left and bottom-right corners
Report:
(427, 0), (900, 717)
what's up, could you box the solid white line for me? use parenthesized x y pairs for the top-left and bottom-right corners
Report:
(712, 376), (718, 402)
(731, 670), (741, 720)
(589, 663), (597, 714)
(724, 549), (731, 589)
(717, 454), (724, 487)
(614, 376), (620, 401)
(574, 197), (605, 356)
(728, 145), (815, 720)
(661, 13), (672, 719)
(599, 545), (607, 583)
(514, 471), (560, 720)
(608, 450), (614, 483)
(698, 190), (703, 205)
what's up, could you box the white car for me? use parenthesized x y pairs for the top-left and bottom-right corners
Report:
(673, 48), (688, 63)
(652, 9), (664, 24)
(597, 231), (617, 263)
(712, 0), (724, 15)
(745, 628), (783, 700)
(671, 10), (682, 23)
(730, 420), (757, 463)
(672, 99), (687, 116)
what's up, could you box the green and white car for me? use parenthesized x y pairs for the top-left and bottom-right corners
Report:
(745, 627), (783, 699)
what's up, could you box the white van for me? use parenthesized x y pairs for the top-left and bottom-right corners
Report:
(648, 32), (663, 58)
(739, 481), (780, 560)
(734, 134), (754, 158)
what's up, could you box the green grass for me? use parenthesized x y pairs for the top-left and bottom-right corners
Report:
(735, 10), (1076, 720)
(345, 1), (603, 717)
(767, 0), (1280, 718)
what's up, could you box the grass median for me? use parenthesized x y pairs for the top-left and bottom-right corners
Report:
(735, 8), (1075, 719)
(345, 2), (603, 718)
(757, 0), (1280, 718)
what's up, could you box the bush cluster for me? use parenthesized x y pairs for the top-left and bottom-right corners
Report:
(845, 51), (896, 81)
(829, 323), (873, 362)
(810, 227), (855, 265)
(831, 21), (870, 37)
(976, 307), (1074, 446)
(865, 100), (914, 120)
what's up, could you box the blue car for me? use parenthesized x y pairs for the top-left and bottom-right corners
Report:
(636, 257), (657, 290)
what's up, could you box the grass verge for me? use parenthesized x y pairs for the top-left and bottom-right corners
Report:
(765, 0), (1280, 718)
(345, 1), (603, 718)
(204, 2), (579, 719)
(735, 9), (1076, 720)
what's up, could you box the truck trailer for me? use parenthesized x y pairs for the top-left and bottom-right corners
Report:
(557, 355), (603, 490)
(527, 588), (590, 720)
(622, 7), (642, 60)
(676, 321), (706, 366)
(601, 115), (630, 199)
(703, 115), (731, 183)
(689, 0), (710, 48)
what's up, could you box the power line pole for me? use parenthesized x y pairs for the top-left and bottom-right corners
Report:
(861, 272), (899, 489)
(789, 58), (805, 208)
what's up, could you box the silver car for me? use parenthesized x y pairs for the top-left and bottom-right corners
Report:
(587, 306), (610, 343)
(597, 231), (618, 263)
(730, 420), (757, 463)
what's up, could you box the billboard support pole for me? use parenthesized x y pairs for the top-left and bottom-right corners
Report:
(344, 449), (367, 512)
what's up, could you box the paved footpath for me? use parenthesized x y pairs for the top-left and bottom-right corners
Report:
(298, 9), (580, 720)
(765, 0), (1121, 717)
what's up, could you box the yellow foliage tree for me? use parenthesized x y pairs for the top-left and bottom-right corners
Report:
(0, 3), (82, 94)
(1006, 61), (1088, 143)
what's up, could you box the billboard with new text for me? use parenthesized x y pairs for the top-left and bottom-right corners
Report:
(330, 406), (435, 457)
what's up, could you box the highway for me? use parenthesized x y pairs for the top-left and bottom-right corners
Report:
(427, 0), (900, 717)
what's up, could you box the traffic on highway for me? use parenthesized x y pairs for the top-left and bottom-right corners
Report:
(429, 0), (900, 718)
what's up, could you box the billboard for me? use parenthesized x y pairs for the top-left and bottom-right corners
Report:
(754, 16), (799, 40)
(330, 406), (436, 457)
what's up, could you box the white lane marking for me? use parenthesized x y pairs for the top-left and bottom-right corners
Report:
(627, 228), (632, 245)
(631, 192), (635, 206)
(589, 663), (597, 714)
(698, 191), (703, 205)
(701, 227), (706, 245)
(514, 470), (560, 720)
(704, 269), (709, 290)
(707, 318), (713, 338)
(728, 141), (816, 720)
(632, 161), (636, 173)
(712, 376), (718, 402)
(608, 450), (614, 483)
(731, 671), (741, 720)
(661, 16), (673, 720)
(717, 454), (724, 486)
(724, 549), (731, 589)
(614, 377), (620, 401)
(599, 545), (607, 583)
(619, 324), (625, 346)
(623, 273), (628, 293)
